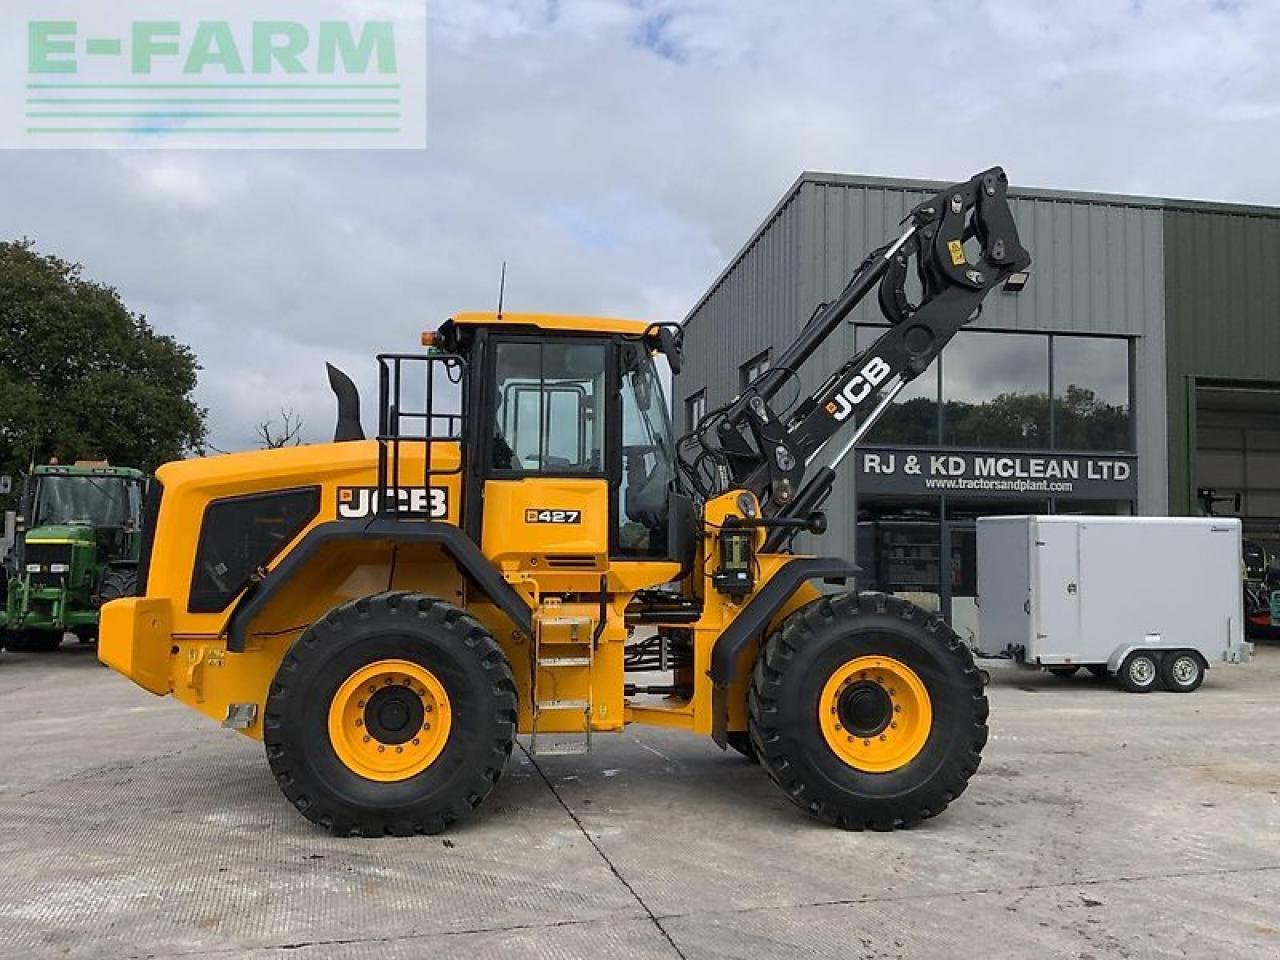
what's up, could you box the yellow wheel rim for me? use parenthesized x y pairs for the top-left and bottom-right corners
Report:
(819, 655), (932, 773)
(327, 659), (451, 782)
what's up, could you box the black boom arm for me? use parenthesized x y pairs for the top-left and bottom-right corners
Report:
(679, 167), (1031, 540)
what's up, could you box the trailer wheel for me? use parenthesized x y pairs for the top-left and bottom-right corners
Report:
(1159, 652), (1205, 693)
(748, 591), (988, 830)
(1117, 651), (1160, 693)
(264, 592), (517, 837)
(1048, 666), (1080, 678)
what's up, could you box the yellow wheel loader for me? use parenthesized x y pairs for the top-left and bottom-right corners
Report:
(100, 168), (1031, 836)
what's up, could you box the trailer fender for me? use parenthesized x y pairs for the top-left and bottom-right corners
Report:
(226, 518), (533, 652)
(708, 556), (857, 746)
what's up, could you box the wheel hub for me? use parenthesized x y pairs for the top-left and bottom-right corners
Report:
(837, 681), (893, 738)
(819, 655), (933, 773)
(1129, 657), (1155, 684)
(327, 659), (452, 782)
(1172, 657), (1197, 684)
(364, 686), (425, 745)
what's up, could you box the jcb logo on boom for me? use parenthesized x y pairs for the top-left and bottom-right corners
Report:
(824, 356), (891, 422)
(337, 486), (448, 520)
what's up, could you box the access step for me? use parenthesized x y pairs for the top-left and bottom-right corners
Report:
(537, 656), (592, 667)
(529, 737), (591, 757)
(536, 699), (590, 712)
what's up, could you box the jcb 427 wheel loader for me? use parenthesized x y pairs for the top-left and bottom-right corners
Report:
(100, 168), (1030, 836)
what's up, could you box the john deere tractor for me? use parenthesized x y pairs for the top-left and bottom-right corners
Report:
(100, 168), (1029, 835)
(2, 462), (145, 652)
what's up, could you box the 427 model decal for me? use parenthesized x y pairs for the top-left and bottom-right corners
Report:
(524, 509), (581, 524)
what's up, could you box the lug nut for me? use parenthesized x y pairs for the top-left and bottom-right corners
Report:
(358, 700), (365, 708)
(412, 738), (420, 746)
(362, 735), (370, 743)
(356, 719), (363, 727)
(396, 746), (403, 753)
(377, 745), (385, 752)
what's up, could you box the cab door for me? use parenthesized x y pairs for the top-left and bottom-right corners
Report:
(480, 337), (611, 571)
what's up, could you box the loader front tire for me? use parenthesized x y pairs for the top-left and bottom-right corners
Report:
(749, 591), (988, 831)
(264, 592), (517, 837)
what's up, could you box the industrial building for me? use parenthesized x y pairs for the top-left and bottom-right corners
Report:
(677, 173), (1280, 639)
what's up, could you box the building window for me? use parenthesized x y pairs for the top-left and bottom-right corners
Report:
(1052, 336), (1132, 451)
(850, 326), (1134, 452)
(740, 350), (770, 391)
(943, 331), (1050, 449)
(685, 390), (707, 432)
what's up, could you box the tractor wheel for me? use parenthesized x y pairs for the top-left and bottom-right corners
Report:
(1117, 651), (1161, 693)
(1048, 666), (1080, 679)
(264, 592), (516, 837)
(725, 731), (758, 763)
(3, 630), (64, 652)
(1159, 651), (1205, 693)
(99, 569), (137, 603)
(749, 591), (988, 831)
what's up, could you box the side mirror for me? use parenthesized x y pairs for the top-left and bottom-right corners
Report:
(645, 324), (684, 376)
(659, 327), (683, 376)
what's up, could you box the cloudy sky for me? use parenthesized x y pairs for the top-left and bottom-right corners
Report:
(3, 0), (1278, 452)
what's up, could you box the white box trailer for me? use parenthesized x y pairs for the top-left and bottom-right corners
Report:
(976, 516), (1251, 693)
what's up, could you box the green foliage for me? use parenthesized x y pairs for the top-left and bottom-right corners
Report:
(863, 387), (1128, 450)
(0, 240), (207, 505)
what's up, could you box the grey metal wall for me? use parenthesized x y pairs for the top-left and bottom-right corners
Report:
(678, 180), (806, 431)
(678, 173), (1170, 561)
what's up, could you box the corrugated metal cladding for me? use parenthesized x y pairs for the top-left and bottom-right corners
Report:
(1163, 204), (1280, 514)
(678, 172), (1170, 560)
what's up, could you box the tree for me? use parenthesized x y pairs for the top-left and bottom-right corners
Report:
(255, 408), (305, 448)
(0, 240), (207, 505)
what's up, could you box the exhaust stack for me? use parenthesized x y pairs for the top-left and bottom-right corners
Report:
(326, 363), (365, 442)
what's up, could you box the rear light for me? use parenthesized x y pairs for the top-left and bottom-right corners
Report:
(49, 563), (69, 574)
(25, 563), (41, 573)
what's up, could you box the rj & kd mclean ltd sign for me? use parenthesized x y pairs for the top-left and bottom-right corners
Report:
(856, 447), (1138, 499)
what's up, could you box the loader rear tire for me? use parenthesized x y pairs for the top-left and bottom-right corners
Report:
(725, 731), (758, 763)
(749, 591), (988, 831)
(264, 592), (517, 837)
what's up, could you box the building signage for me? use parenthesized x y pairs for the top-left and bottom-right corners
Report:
(856, 447), (1138, 500)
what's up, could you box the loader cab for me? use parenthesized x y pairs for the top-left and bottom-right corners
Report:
(434, 313), (689, 577)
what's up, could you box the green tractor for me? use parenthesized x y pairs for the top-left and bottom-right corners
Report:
(0, 462), (146, 652)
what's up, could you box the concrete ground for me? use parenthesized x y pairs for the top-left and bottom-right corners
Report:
(0, 642), (1277, 960)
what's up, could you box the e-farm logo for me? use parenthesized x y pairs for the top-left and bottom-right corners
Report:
(3, 1), (426, 149)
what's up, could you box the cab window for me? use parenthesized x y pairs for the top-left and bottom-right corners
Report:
(491, 340), (606, 473)
(617, 340), (678, 556)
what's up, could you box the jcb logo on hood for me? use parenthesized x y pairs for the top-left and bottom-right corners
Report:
(337, 486), (448, 519)
(824, 356), (891, 422)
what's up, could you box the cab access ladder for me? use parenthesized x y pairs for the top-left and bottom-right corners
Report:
(529, 606), (596, 757)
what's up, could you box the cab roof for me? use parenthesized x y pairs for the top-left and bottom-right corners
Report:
(34, 464), (145, 479)
(448, 312), (651, 336)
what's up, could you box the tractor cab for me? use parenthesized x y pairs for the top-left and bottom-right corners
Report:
(406, 312), (692, 584)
